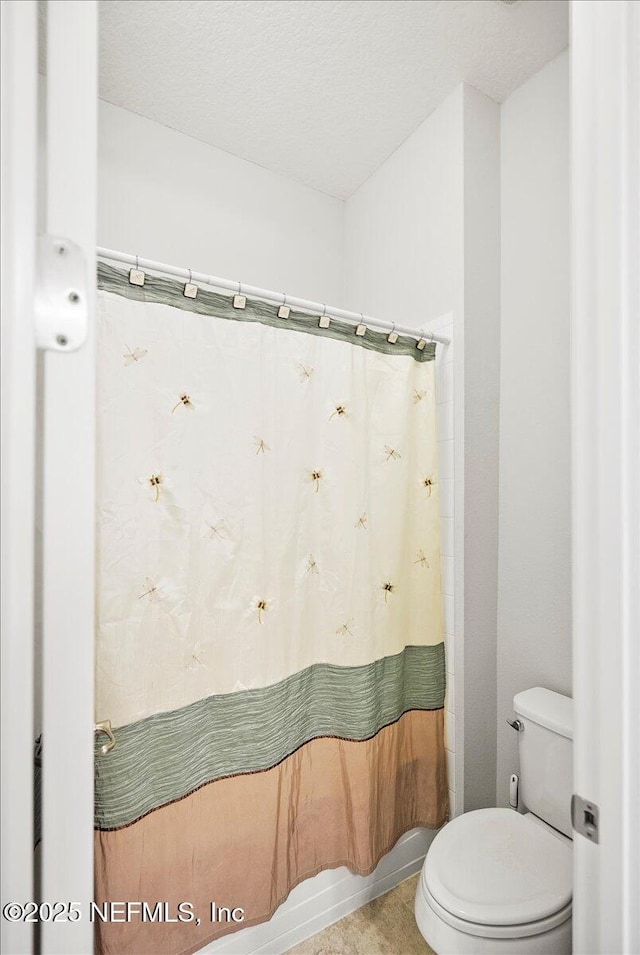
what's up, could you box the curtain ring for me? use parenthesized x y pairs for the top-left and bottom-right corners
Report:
(129, 254), (145, 286)
(387, 321), (398, 344)
(183, 268), (198, 298)
(277, 292), (290, 318)
(233, 279), (246, 309)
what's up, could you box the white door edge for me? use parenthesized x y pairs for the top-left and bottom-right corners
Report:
(571, 2), (640, 953)
(39, 2), (98, 952)
(0, 3), (38, 951)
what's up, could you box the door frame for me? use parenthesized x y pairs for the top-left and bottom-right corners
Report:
(1, 3), (98, 953)
(1, 4), (39, 952)
(39, 3), (98, 953)
(571, 2), (640, 953)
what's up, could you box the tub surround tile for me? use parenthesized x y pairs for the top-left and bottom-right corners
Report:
(444, 631), (454, 662)
(445, 710), (455, 752)
(445, 676), (455, 713)
(440, 518), (454, 557)
(438, 440), (454, 480)
(439, 479), (455, 517)
(436, 363), (454, 404)
(436, 399), (454, 440)
(443, 595), (455, 636)
(440, 556), (454, 597)
(446, 750), (456, 791)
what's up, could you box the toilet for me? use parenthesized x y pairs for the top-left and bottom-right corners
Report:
(415, 687), (573, 954)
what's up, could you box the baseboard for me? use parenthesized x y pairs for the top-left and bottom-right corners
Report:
(199, 827), (435, 955)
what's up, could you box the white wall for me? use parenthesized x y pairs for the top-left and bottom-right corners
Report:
(344, 86), (464, 325)
(497, 51), (571, 806)
(97, 100), (344, 304)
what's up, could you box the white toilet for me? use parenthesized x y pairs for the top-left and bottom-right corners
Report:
(415, 687), (573, 954)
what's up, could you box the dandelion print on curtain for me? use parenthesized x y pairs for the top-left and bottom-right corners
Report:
(94, 262), (448, 955)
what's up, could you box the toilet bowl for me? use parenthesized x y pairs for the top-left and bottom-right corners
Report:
(415, 808), (572, 954)
(415, 687), (574, 954)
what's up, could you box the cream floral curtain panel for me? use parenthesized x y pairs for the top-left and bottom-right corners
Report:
(94, 263), (448, 955)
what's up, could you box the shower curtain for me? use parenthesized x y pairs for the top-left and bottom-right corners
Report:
(94, 263), (448, 955)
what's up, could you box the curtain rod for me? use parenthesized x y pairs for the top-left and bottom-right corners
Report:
(96, 247), (451, 346)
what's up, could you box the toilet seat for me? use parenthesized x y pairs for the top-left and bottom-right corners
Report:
(423, 808), (572, 937)
(421, 877), (572, 940)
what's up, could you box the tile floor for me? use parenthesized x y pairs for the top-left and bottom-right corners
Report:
(285, 873), (434, 955)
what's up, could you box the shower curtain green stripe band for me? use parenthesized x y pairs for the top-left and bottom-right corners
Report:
(97, 261), (436, 362)
(94, 642), (446, 830)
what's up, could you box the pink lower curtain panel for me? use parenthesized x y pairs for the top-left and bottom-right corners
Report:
(93, 263), (448, 955)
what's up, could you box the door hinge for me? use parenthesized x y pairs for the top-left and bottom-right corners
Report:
(571, 793), (599, 843)
(34, 234), (88, 351)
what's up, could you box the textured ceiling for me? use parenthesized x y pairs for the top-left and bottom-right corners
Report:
(58, 0), (568, 198)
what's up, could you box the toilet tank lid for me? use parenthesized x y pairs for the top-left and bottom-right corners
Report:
(513, 687), (573, 739)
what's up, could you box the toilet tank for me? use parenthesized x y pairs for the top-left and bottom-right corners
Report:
(513, 687), (573, 838)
